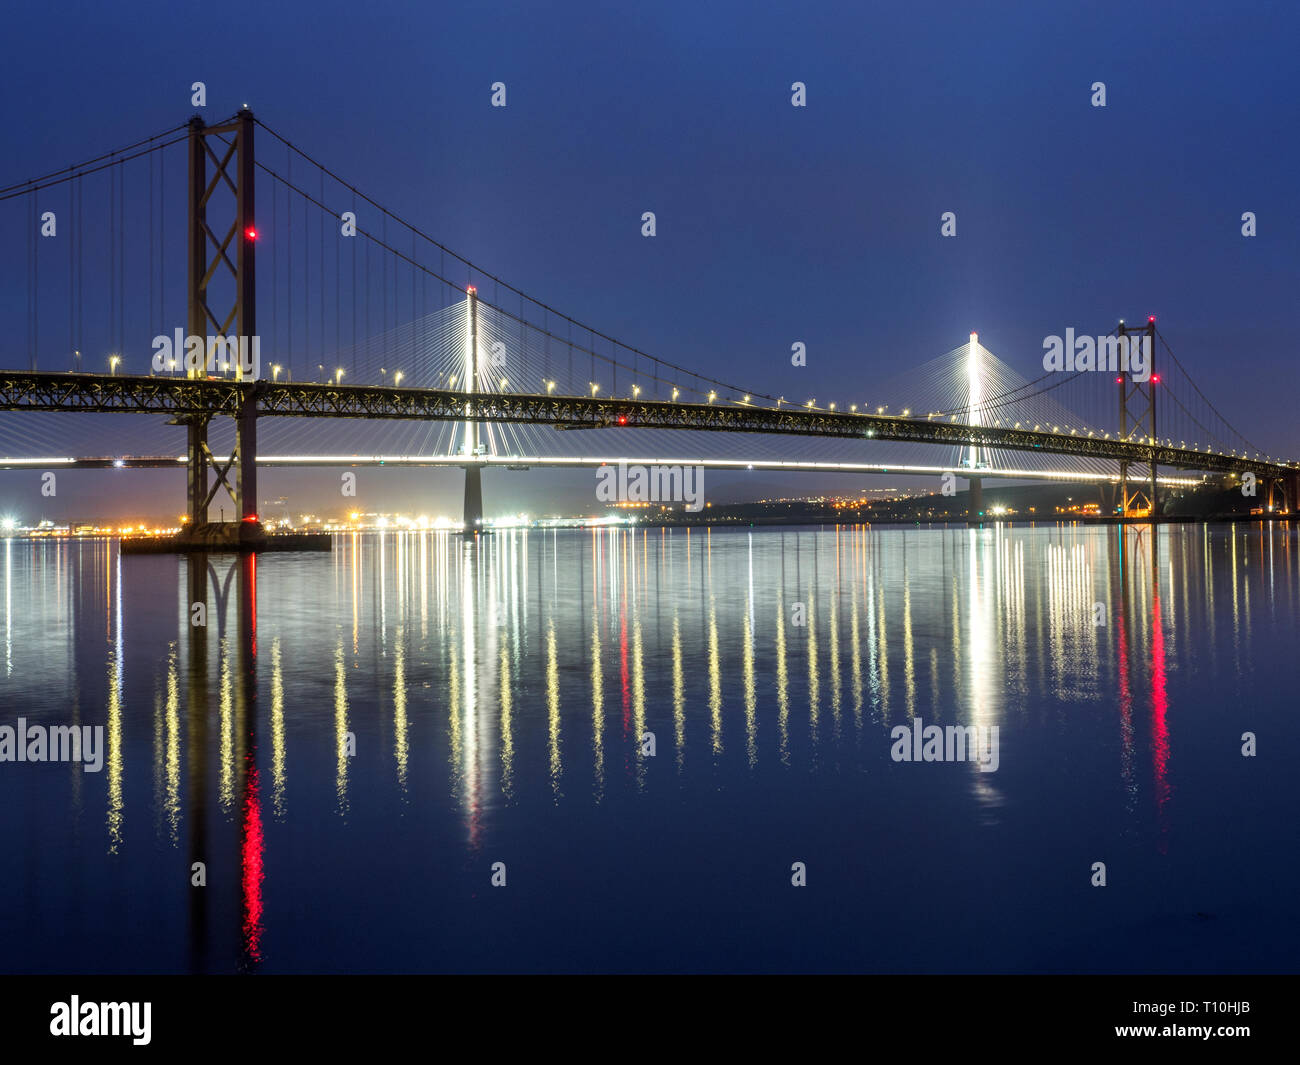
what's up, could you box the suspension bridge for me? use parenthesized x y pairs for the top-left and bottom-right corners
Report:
(2, 108), (1295, 546)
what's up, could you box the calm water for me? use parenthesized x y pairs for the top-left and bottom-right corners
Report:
(1, 524), (1297, 973)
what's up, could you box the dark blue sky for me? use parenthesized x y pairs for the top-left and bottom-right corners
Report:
(1, 0), (1297, 520)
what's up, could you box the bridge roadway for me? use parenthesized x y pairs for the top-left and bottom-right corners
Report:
(0, 370), (1292, 480)
(0, 453), (1208, 488)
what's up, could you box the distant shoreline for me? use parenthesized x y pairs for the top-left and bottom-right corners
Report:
(0, 511), (1294, 542)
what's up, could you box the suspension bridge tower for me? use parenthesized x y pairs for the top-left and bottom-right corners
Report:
(1117, 317), (1159, 521)
(462, 286), (484, 534)
(174, 107), (263, 548)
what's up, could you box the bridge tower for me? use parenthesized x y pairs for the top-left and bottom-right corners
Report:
(462, 286), (484, 534)
(964, 331), (985, 520)
(175, 108), (262, 546)
(1117, 317), (1158, 521)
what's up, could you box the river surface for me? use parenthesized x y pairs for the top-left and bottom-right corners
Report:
(1, 524), (1297, 973)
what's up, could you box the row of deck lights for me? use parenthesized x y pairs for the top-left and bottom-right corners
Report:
(76, 354), (1279, 464)
(565, 379), (1269, 462)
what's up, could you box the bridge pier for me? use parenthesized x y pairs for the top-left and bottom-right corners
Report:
(1266, 474), (1297, 515)
(966, 476), (983, 523)
(236, 387), (258, 524)
(187, 416), (209, 526)
(463, 464), (483, 534)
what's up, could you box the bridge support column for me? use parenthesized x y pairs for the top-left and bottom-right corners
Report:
(233, 108), (260, 540)
(461, 285), (483, 536)
(967, 476), (983, 523)
(1266, 475), (1292, 515)
(187, 417), (210, 528)
(235, 386), (260, 538)
(463, 464), (483, 533)
(1148, 320), (1158, 521)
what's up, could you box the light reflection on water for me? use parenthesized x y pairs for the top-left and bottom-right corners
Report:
(1, 523), (1298, 973)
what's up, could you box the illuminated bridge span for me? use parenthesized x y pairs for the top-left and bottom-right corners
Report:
(2, 108), (1295, 538)
(0, 370), (1290, 481)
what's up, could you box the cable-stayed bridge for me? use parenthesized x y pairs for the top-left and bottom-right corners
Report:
(1, 109), (1295, 542)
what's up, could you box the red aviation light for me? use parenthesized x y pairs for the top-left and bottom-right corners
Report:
(244, 226), (258, 241)
(617, 415), (628, 425)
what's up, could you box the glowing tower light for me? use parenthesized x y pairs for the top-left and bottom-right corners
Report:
(966, 332), (982, 469)
(463, 288), (479, 456)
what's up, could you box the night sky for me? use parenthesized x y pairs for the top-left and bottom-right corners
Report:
(1, 0), (1296, 521)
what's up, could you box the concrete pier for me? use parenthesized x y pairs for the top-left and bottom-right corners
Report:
(120, 522), (331, 555)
